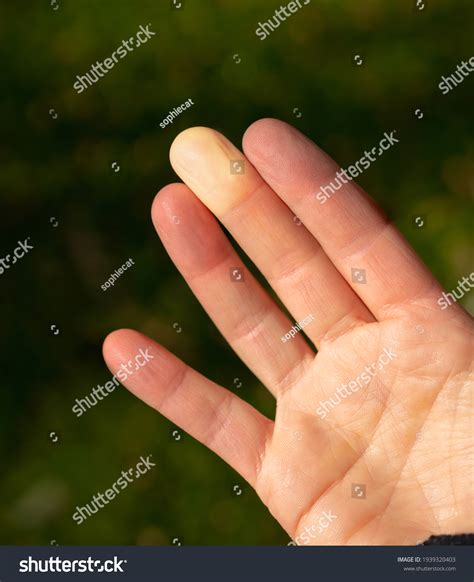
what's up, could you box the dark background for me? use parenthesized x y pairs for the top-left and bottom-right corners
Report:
(0, 0), (472, 544)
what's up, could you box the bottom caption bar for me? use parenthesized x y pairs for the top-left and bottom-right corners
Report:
(1, 546), (472, 581)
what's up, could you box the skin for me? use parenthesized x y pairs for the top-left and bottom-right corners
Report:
(103, 119), (473, 545)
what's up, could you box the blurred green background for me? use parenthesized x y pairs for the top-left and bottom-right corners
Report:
(0, 0), (472, 544)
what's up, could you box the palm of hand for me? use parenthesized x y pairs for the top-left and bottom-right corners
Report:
(259, 313), (472, 545)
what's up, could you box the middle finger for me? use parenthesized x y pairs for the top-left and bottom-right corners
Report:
(170, 127), (374, 346)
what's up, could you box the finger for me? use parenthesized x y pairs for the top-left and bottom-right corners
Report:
(243, 119), (444, 319)
(152, 183), (314, 396)
(169, 127), (374, 346)
(103, 329), (273, 487)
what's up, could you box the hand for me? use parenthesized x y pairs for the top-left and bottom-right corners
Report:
(103, 119), (473, 545)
